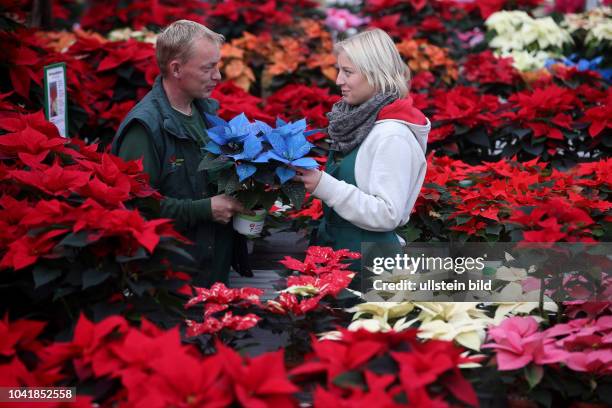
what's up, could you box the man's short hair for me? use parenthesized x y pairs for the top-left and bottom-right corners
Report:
(334, 28), (410, 98)
(156, 20), (225, 76)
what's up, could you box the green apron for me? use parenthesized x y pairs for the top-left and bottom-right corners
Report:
(313, 146), (401, 291)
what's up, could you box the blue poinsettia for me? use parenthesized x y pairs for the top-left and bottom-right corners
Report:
(545, 55), (612, 82)
(204, 113), (252, 154)
(255, 118), (319, 183)
(204, 113), (272, 181)
(202, 114), (318, 184)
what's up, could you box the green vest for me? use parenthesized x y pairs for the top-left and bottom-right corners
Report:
(112, 76), (233, 286)
(313, 147), (400, 291)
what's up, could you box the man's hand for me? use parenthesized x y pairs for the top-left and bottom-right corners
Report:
(211, 194), (248, 224)
(293, 168), (322, 193)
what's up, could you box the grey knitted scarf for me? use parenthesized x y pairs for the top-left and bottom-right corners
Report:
(326, 93), (398, 154)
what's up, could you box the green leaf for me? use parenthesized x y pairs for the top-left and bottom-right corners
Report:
(468, 128), (490, 148)
(524, 364), (544, 389)
(126, 278), (154, 297)
(240, 190), (262, 210)
(53, 286), (79, 301)
(82, 268), (111, 289)
(482, 266), (497, 276)
(522, 141), (544, 156)
(513, 128), (531, 138)
(116, 247), (149, 263)
(596, 382), (612, 404)
(259, 191), (279, 213)
(486, 224), (502, 235)
(32, 265), (62, 288)
(332, 370), (365, 390)
(157, 242), (195, 262)
(198, 154), (230, 172)
(59, 231), (93, 248)
(281, 182), (306, 210)
(455, 215), (471, 225)
(218, 171), (239, 195)
(396, 224), (422, 243)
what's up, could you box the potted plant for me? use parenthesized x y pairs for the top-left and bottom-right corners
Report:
(198, 113), (319, 236)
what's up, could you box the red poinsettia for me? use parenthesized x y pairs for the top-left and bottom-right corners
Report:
(73, 200), (184, 254)
(365, 0), (426, 13)
(279, 246), (361, 276)
(2, 30), (44, 98)
(212, 81), (274, 123)
(506, 84), (582, 140)
(265, 84), (340, 129)
(431, 86), (502, 130)
(0, 314), (46, 357)
(313, 372), (402, 408)
(185, 282), (263, 310)
(78, 176), (131, 207)
(367, 14), (417, 39)
(216, 341), (299, 407)
(184, 283), (264, 335)
(581, 95), (611, 137)
(0, 228), (68, 270)
(393, 340), (478, 407)
(186, 312), (261, 336)
(9, 161), (91, 197)
(266, 292), (325, 316)
(462, 50), (519, 86)
(0, 111), (70, 160)
(286, 270), (354, 297)
(125, 341), (233, 408)
(288, 197), (323, 220)
(40, 314), (129, 380)
(97, 39), (155, 72)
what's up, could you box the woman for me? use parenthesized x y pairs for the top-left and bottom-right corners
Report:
(294, 29), (431, 290)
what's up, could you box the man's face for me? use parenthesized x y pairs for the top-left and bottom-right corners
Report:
(176, 37), (221, 99)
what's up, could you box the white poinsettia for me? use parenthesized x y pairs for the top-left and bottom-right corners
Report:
(485, 10), (532, 37)
(563, 7), (612, 33)
(486, 10), (572, 62)
(107, 27), (157, 44)
(518, 17), (573, 50)
(491, 301), (558, 324)
(495, 266), (528, 282)
(489, 282), (557, 323)
(317, 330), (343, 341)
(347, 317), (391, 333)
(283, 284), (319, 296)
(586, 19), (612, 43)
(346, 301), (414, 321)
(393, 302), (493, 351)
(501, 49), (552, 71)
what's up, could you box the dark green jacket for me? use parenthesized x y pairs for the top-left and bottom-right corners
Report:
(111, 76), (233, 286)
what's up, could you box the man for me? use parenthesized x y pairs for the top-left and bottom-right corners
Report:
(112, 20), (247, 287)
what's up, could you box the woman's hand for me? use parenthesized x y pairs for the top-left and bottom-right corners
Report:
(293, 168), (322, 193)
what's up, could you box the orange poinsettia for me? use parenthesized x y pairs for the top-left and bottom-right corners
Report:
(396, 39), (457, 84)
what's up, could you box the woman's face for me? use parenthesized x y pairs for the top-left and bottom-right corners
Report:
(335, 51), (376, 106)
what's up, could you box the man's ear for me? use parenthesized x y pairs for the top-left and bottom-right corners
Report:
(168, 60), (182, 78)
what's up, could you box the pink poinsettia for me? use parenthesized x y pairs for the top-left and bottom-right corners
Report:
(482, 316), (567, 370)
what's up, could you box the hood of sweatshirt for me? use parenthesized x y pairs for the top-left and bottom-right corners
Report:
(376, 96), (430, 154)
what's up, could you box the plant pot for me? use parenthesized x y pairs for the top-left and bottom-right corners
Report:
(233, 209), (266, 237)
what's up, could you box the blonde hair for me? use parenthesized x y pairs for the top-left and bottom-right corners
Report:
(156, 20), (224, 76)
(334, 29), (410, 97)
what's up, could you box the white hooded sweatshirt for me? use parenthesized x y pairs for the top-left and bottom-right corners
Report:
(312, 117), (431, 232)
